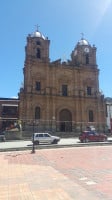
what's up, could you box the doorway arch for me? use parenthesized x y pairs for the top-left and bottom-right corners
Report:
(59, 109), (72, 132)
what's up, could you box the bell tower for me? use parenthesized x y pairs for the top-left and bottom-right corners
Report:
(71, 36), (97, 67)
(25, 28), (50, 63)
(22, 28), (50, 94)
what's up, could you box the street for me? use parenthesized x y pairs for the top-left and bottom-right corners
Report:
(0, 137), (112, 151)
(0, 138), (79, 150)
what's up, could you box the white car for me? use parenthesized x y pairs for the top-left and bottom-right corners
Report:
(32, 132), (60, 145)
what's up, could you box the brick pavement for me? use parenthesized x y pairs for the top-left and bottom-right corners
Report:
(0, 146), (112, 199)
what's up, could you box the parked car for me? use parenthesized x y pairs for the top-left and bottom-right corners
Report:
(79, 130), (107, 143)
(32, 132), (60, 145)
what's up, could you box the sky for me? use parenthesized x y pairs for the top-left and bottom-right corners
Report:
(0, 0), (112, 98)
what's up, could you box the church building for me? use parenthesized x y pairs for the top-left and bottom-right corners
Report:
(19, 28), (106, 135)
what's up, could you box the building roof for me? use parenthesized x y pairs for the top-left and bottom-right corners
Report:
(0, 97), (19, 101)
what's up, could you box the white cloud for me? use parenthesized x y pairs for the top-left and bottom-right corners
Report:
(90, 0), (112, 34)
(97, 0), (112, 15)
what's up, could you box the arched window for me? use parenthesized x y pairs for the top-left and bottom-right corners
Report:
(36, 48), (41, 58)
(35, 81), (41, 91)
(62, 85), (68, 96)
(36, 41), (41, 45)
(89, 110), (94, 122)
(35, 107), (40, 119)
(87, 86), (92, 95)
(86, 54), (89, 64)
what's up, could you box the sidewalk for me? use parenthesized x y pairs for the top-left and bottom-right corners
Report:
(0, 146), (112, 199)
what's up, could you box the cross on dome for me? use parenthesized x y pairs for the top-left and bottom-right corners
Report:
(81, 32), (84, 39)
(35, 24), (40, 32)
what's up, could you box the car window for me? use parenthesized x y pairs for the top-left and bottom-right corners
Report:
(35, 134), (39, 137)
(38, 134), (43, 137)
(44, 133), (50, 137)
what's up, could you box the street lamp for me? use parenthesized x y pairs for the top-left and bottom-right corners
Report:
(31, 132), (35, 153)
(31, 120), (35, 154)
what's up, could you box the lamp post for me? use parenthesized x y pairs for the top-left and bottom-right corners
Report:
(52, 116), (56, 133)
(31, 120), (35, 154)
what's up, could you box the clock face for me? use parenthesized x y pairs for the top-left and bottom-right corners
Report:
(84, 47), (89, 53)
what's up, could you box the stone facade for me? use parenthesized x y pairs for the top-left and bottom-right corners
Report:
(19, 29), (106, 134)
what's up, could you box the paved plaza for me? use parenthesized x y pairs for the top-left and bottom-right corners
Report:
(0, 146), (112, 199)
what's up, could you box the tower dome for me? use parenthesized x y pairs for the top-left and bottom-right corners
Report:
(77, 33), (89, 46)
(78, 38), (89, 46)
(31, 29), (45, 40)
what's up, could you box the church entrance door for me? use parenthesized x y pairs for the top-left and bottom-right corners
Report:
(59, 109), (72, 132)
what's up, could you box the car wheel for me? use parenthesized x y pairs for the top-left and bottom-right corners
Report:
(52, 139), (57, 144)
(85, 138), (89, 143)
(103, 137), (107, 142)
